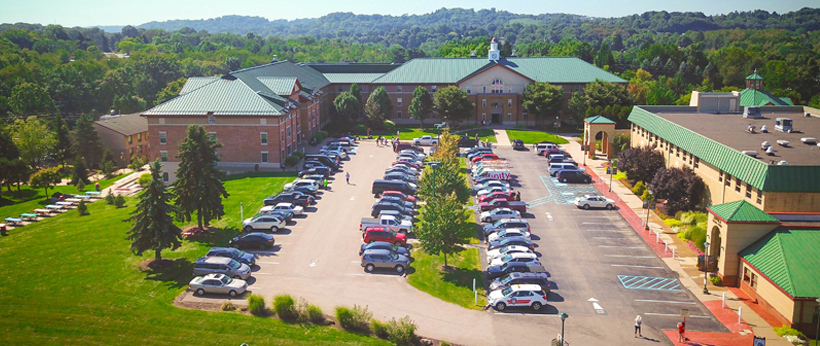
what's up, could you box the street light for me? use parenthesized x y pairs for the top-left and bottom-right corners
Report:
(703, 239), (711, 294)
(427, 161), (441, 198)
(608, 159), (614, 192)
(558, 312), (569, 344)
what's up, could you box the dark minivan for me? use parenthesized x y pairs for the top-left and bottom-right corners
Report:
(372, 179), (416, 196)
(304, 154), (339, 170)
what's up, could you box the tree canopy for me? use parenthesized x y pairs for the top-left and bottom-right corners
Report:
(522, 82), (564, 124)
(172, 125), (230, 230)
(126, 160), (183, 261)
(364, 86), (392, 127)
(409, 86), (433, 127)
(433, 86), (473, 124)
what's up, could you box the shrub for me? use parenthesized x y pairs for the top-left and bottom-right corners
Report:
(77, 200), (88, 215)
(775, 325), (808, 346)
(649, 167), (705, 215)
(680, 211), (708, 227)
(383, 119), (396, 131)
(128, 155), (149, 170)
(709, 274), (723, 286)
(387, 316), (417, 346)
(273, 294), (299, 321)
(335, 305), (371, 332)
(294, 151), (305, 159)
(640, 189), (653, 201)
(313, 133), (325, 142)
(616, 146), (665, 183)
(114, 194), (126, 208)
(247, 294), (266, 316)
(371, 319), (390, 339)
(306, 304), (324, 324)
(284, 155), (300, 167)
(353, 124), (368, 134)
(674, 210), (685, 220)
(784, 335), (808, 346)
(105, 193), (115, 205)
(441, 342), (451, 346)
(138, 173), (152, 188)
(319, 130), (329, 138)
(76, 180), (86, 193)
(221, 301), (237, 311)
(101, 161), (117, 179)
(631, 181), (646, 196)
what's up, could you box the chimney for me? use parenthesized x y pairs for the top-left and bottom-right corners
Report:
(470, 50), (476, 58)
(511, 49), (516, 57)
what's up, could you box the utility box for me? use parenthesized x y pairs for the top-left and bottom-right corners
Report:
(774, 117), (793, 133)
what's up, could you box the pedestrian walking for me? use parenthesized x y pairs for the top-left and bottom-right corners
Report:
(677, 321), (685, 342)
(634, 315), (642, 338)
(345, 172), (350, 184)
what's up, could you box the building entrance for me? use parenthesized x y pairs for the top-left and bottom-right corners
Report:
(491, 113), (502, 124)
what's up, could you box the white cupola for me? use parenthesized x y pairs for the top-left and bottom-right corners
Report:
(488, 37), (500, 61)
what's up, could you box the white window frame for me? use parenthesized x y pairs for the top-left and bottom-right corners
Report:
(397, 111), (402, 119)
(431, 85), (437, 93)
(261, 151), (269, 163)
(260, 132), (268, 145)
(160, 150), (168, 162)
(162, 172), (169, 182)
(397, 85), (402, 92)
(397, 98), (402, 107)
(466, 86), (471, 94)
(159, 131), (167, 145)
(208, 132), (216, 143)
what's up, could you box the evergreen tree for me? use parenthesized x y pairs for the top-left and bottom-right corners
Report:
(73, 114), (103, 168)
(71, 155), (90, 185)
(173, 125), (229, 230)
(0, 127), (21, 193)
(409, 86), (433, 128)
(594, 43), (614, 68)
(52, 113), (73, 169)
(126, 160), (182, 262)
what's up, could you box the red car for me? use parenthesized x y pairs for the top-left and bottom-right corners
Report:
(471, 153), (500, 162)
(382, 190), (417, 204)
(394, 142), (424, 153)
(478, 191), (515, 203)
(362, 226), (407, 246)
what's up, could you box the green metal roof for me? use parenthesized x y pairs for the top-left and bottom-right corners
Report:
(231, 61), (329, 92)
(307, 63), (400, 74)
(746, 72), (765, 80)
(179, 76), (219, 95)
(584, 115), (616, 124)
(740, 89), (792, 107)
(740, 228), (820, 298)
(627, 106), (820, 192)
(372, 57), (626, 84)
(707, 200), (780, 223)
(144, 77), (287, 116)
(257, 77), (297, 96)
(323, 73), (384, 84)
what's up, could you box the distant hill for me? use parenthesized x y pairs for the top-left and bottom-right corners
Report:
(96, 25), (124, 33)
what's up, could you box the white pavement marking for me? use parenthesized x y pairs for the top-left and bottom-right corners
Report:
(644, 313), (711, 318)
(604, 255), (655, 258)
(350, 196), (356, 201)
(351, 260), (360, 263)
(257, 262), (280, 264)
(635, 300), (696, 305)
(610, 264), (665, 269)
(588, 298), (605, 314)
(593, 237), (626, 240)
(493, 313), (555, 316)
(598, 245), (644, 248)
(587, 229), (629, 232)
(254, 272), (273, 275)
(545, 212), (553, 221)
(277, 242), (292, 245)
(309, 259), (319, 267)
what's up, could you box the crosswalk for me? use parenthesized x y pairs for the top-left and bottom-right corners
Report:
(617, 275), (683, 291)
(526, 176), (601, 207)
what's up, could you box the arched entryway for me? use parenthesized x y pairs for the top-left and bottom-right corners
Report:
(583, 115), (616, 160)
(710, 226), (722, 259)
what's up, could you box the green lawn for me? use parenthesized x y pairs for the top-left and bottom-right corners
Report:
(407, 247), (485, 310)
(0, 174), (129, 220)
(505, 130), (569, 144)
(0, 173), (389, 345)
(377, 127), (497, 143)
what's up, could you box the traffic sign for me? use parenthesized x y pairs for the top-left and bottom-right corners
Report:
(680, 309), (690, 317)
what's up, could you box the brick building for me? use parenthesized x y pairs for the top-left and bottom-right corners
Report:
(94, 113), (150, 166)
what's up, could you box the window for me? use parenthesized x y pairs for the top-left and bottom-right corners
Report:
(129, 147), (134, 156)
(138, 145), (143, 153)
(128, 135), (133, 145)
(281, 130), (285, 142)
(260, 132), (268, 145)
(694, 157), (699, 169)
(159, 118), (165, 125)
(281, 149), (285, 163)
(718, 170), (723, 182)
(735, 177), (741, 192)
(286, 126), (291, 138)
(338, 86), (343, 92)
(159, 131), (167, 145)
(482, 113), (486, 121)
(397, 85), (402, 92)
(208, 115), (215, 125)
(482, 99), (487, 109)
(750, 272), (758, 289)
(483, 86), (486, 93)
(491, 79), (504, 93)
(508, 99), (512, 108)
(260, 118), (267, 125)
(397, 111), (402, 119)
(743, 267), (751, 283)
(745, 183), (752, 198)
(209, 132), (216, 143)
(523, 112), (528, 121)
(724, 173), (731, 187)
(508, 113), (512, 122)
(756, 189), (763, 205)
(574, 85), (582, 93)
(466, 86), (471, 94)
(261, 151), (268, 163)
(287, 144), (291, 155)
(162, 172), (169, 182)
(160, 151), (168, 162)
(397, 98), (402, 107)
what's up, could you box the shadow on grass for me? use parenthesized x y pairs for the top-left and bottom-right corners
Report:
(143, 258), (195, 289)
(223, 172), (298, 181)
(186, 227), (242, 247)
(440, 266), (483, 291)
(0, 188), (41, 205)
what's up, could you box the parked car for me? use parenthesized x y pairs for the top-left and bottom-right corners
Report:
(557, 170), (592, 183)
(287, 185), (319, 197)
(489, 272), (551, 293)
(263, 193), (314, 207)
(382, 190), (417, 204)
(206, 247), (256, 266)
(262, 202), (304, 216)
(378, 209), (414, 223)
(359, 241), (411, 257)
(304, 154), (341, 170)
(393, 160), (422, 170)
(479, 207), (521, 223)
(361, 249), (410, 273)
(474, 175), (510, 185)
(488, 236), (535, 251)
(362, 226), (407, 246)
(483, 218), (531, 235)
(386, 166), (418, 177)
(255, 210), (293, 222)
(489, 252), (540, 267)
(371, 201), (416, 218)
(473, 180), (510, 192)
(394, 142), (424, 153)
(303, 161), (331, 171)
(478, 199), (528, 213)
(359, 215), (414, 234)
(487, 228), (532, 243)
(242, 214), (286, 232)
(284, 179), (321, 192)
(229, 232), (275, 250)
(486, 262), (546, 280)
(476, 186), (513, 197)
(189, 273), (248, 297)
(378, 196), (415, 210)
(486, 284), (549, 311)
(478, 191), (515, 204)
(372, 179), (417, 197)
(486, 245), (534, 264)
(398, 149), (426, 159)
(548, 163), (583, 177)
(193, 256), (252, 280)
(512, 139), (526, 150)
(574, 195), (616, 210)
(384, 172), (417, 183)
(471, 153), (500, 162)
(458, 135), (478, 147)
(413, 135), (439, 146)
(300, 174), (327, 187)
(320, 148), (348, 160)
(298, 167), (331, 178)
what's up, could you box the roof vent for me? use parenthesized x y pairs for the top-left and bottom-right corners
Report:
(760, 125), (768, 133)
(511, 49), (517, 57)
(743, 106), (761, 118)
(777, 140), (790, 147)
(801, 137), (818, 144)
(746, 124), (756, 133)
(742, 150), (759, 157)
(778, 161), (789, 165)
(761, 141), (771, 149)
(271, 55), (278, 62)
(470, 50), (476, 58)
(765, 146), (775, 156)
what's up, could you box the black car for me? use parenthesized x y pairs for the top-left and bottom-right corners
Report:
(486, 262), (547, 280)
(371, 201), (416, 218)
(290, 185), (318, 197)
(458, 135), (478, 148)
(263, 193), (314, 207)
(206, 247), (257, 266)
(298, 167), (331, 178)
(228, 232), (275, 250)
(512, 139), (526, 150)
(489, 272), (550, 293)
(488, 236), (535, 251)
(303, 161), (332, 171)
(359, 241), (411, 257)
(385, 167), (418, 177)
(384, 172), (417, 183)
(556, 170), (591, 183)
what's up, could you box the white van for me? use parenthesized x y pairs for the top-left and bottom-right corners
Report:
(549, 163), (584, 177)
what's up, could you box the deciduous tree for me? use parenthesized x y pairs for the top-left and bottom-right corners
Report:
(126, 160), (182, 262)
(616, 146), (665, 184)
(523, 82), (564, 125)
(409, 86), (433, 128)
(29, 167), (61, 198)
(434, 86), (473, 124)
(365, 86), (392, 127)
(333, 91), (360, 122)
(566, 92), (588, 124)
(173, 125), (230, 230)
(415, 192), (473, 267)
(10, 116), (56, 168)
(649, 167), (705, 214)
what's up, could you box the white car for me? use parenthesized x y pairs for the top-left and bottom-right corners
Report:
(486, 245), (534, 264)
(487, 284), (549, 311)
(261, 203), (303, 215)
(189, 273), (248, 297)
(574, 195), (616, 210)
(242, 214), (286, 232)
(284, 179), (320, 192)
(477, 186), (513, 197)
(489, 252), (540, 267)
(413, 135), (439, 146)
(479, 208), (521, 223)
(320, 148), (347, 159)
(473, 180), (510, 192)
(487, 228), (531, 243)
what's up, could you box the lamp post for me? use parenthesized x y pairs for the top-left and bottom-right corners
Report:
(427, 161), (441, 198)
(703, 239), (711, 294)
(608, 159), (614, 192)
(558, 312), (569, 344)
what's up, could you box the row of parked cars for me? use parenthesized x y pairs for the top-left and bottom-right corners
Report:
(535, 142), (593, 183)
(188, 136), (359, 297)
(359, 147), (430, 274)
(464, 144), (552, 312)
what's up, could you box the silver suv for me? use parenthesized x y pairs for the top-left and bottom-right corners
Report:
(193, 256), (252, 280)
(361, 249), (410, 274)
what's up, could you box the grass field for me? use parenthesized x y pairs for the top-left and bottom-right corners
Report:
(505, 130), (569, 144)
(0, 173), (389, 345)
(0, 174), (129, 219)
(406, 247), (485, 310)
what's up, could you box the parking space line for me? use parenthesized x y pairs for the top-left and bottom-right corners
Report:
(257, 262), (279, 264)
(593, 237), (626, 240)
(604, 255), (655, 258)
(587, 230), (630, 232)
(598, 245), (644, 248)
(493, 313), (555, 316)
(644, 313), (710, 318)
(635, 299), (696, 305)
(254, 272), (273, 275)
(611, 264), (665, 269)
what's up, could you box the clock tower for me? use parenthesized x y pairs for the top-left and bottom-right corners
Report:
(488, 37), (500, 61)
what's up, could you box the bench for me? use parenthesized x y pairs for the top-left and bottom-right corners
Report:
(56, 201), (73, 207)
(434, 123), (448, 129)
(4, 217), (22, 226)
(46, 204), (65, 210)
(64, 198), (82, 204)
(20, 213), (38, 221)
(84, 191), (102, 196)
(33, 209), (52, 216)
(75, 195), (92, 199)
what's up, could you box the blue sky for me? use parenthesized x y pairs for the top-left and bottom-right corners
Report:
(1, 0), (816, 27)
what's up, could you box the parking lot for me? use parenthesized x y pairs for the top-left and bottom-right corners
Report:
(180, 137), (725, 346)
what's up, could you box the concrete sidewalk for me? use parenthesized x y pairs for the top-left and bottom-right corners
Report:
(560, 135), (791, 346)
